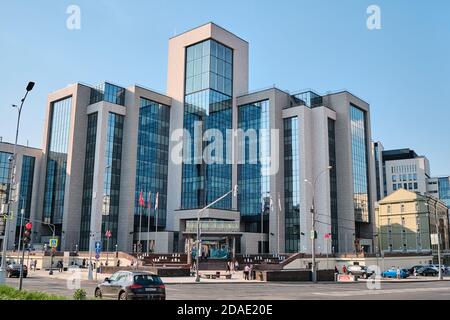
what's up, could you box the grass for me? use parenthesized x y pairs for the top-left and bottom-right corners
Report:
(0, 285), (66, 300)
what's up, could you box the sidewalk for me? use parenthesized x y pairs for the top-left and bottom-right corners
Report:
(357, 276), (450, 283)
(27, 269), (260, 284)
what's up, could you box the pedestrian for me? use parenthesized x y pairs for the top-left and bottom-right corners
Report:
(82, 258), (86, 268)
(234, 260), (239, 272)
(58, 260), (63, 273)
(244, 265), (250, 280)
(335, 266), (339, 275)
(226, 261), (231, 274)
(413, 267), (418, 277)
(249, 264), (254, 280)
(117, 259), (121, 267)
(396, 267), (401, 279)
(342, 265), (347, 275)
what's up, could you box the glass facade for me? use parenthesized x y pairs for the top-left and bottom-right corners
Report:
(438, 177), (450, 208)
(181, 39), (233, 210)
(238, 100), (271, 234)
(134, 97), (170, 237)
(283, 117), (300, 253)
(79, 113), (98, 251)
(350, 104), (370, 224)
(90, 82), (126, 106)
(18, 156), (35, 220)
(328, 119), (338, 252)
(0, 151), (12, 205)
(101, 113), (124, 250)
(43, 96), (72, 225)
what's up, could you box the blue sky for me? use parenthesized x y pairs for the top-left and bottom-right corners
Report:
(0, 0), (449, 175)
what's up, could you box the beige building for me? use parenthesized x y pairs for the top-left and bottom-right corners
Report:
(376, 189), (449, 254)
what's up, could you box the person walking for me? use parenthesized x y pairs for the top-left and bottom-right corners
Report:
(234, 260), (239, 272)
(396, 267), (401, 279)
(226, 261), (231, 274)
(342, 265), (347, 275)
(244, 265), (250, 280)
(82, 258), (86, 269)
(413, 267), (418, 277)
(249, 264), (254, 280)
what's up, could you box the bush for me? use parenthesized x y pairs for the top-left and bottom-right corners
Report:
(0, 285), (66, 300)
(73, 289), (87, 300)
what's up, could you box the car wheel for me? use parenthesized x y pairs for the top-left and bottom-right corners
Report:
(362, 273), (368, 279)
(7, 273), (12, 278)
(119, 291), (128, 300)
(94, 288), (102, 299)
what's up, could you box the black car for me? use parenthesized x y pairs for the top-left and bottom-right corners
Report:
(95, 271), (166, 300)
(6, 264), (28, 278)
(416, 267), (438, 277)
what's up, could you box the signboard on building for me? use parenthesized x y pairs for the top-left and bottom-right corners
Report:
(431, 234), (440, 245)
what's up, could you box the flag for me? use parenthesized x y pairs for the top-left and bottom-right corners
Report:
(147, 192), (152, 209)
(139, 191), (145, 207)
(325, 233), (332, 239)
(155, 192), (159, 210)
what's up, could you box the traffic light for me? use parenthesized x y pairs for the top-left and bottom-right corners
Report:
(23, 222), (32, 244)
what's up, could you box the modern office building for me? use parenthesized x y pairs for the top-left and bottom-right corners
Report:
(0, 141), (42, 250)
(374, 147), (431, 197)
(0, 23), (378, 255)
(376, 189), (449, 254)
(428, 176), (450, 209)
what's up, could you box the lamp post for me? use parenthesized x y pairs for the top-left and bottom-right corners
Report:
(0, 82), (35, 284)
(195, 185), (238, 283)
(304, 166), (332, 283)
(426, 200), (443, 280)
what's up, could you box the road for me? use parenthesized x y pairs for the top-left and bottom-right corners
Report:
(5, 275), (450, 300)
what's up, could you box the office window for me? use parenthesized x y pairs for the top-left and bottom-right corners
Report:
(80, 113), (98, 250)
(350, 105), (370, 223)
(134, 98), (170, 239)
(43, 96), (72, 225)
(238, 100), (271, 236)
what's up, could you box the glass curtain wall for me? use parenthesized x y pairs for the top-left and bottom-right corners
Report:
(283, 117), (300, 253)
(181, 39), (233, 210)
(43, 96), (72, 226)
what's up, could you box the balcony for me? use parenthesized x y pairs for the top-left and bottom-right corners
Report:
(185, 220), (240, 234)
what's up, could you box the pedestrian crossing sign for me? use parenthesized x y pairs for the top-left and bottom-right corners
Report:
(49, 238), (58, 248)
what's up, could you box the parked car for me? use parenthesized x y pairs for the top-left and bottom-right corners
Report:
(6, 264), (28, 278)
(347, 265), (375, 279)
(427, 264), (448, 273)
(416, 267), (438, 277)
(408, 265), (425, 275)
(382, 268), (410, 279)
(94, 271), (166, 300)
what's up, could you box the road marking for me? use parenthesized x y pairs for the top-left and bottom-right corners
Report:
(313, 287), (450, 297)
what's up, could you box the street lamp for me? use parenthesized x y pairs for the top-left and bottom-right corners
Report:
(304, 166), (332, 283)
(195, 185), (238, 283)
(0, 82), (35, 284)
(426, 201), (443, 280)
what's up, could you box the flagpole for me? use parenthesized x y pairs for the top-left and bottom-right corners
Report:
(147, 192), (151, 256)
(155, 192), (159, 254)
(138, 191), (143, 254)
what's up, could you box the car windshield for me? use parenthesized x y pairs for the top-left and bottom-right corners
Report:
(134, 274), (162, 286)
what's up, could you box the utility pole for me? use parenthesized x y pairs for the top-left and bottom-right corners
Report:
(305, 166), (332, 284)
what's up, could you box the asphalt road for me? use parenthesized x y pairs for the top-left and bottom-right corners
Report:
(5, 275), (450, 300)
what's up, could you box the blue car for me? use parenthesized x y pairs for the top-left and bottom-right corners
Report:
(382, 268), (410, 279)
